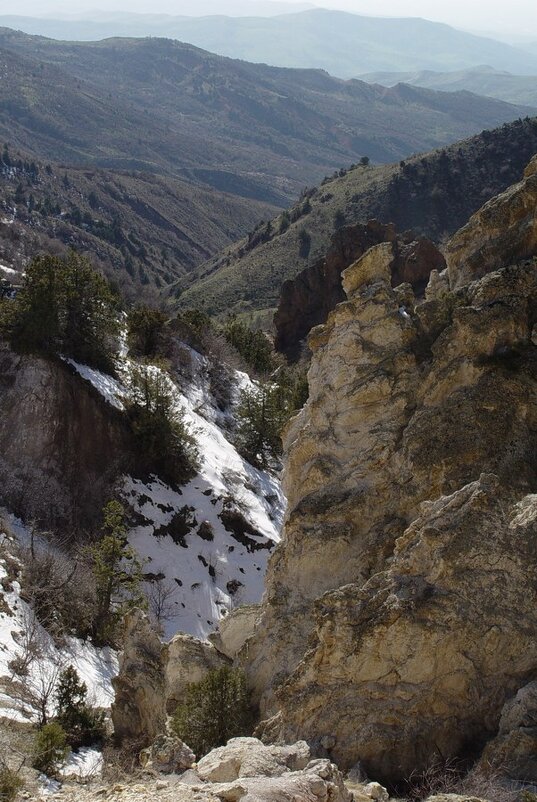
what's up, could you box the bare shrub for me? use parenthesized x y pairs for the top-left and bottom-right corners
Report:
(403, 758), (462, 800)
(403, 757), (520, 802)
(10, 639), (65, 726)
(146, 578), (179, 631)
(16, 538), (97, 640)
(101, 738), (148, 783)
(457, 763), (519, 802)
(189, 328), (243, 412)
(8, 607), (43, 678)
(0, 759), (24, 802)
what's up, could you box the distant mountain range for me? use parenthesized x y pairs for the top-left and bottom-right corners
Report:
(1, 26), (536, 300)
(4, 1), (314, 18)
(2, 10), (537, 76)
(0, 26), (532, 210)
(361, 66), (537, 108)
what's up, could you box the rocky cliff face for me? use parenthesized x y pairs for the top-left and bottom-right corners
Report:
(243, 160), (537, 785)
(112, 610), (168, 743)
(274, 222), (445, 360)
(446, 154), (537, 289)
(0, 344), (130, 530)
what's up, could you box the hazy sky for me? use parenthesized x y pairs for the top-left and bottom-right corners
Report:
(318, 0), (537, 38)
(2, 0), (536, 39)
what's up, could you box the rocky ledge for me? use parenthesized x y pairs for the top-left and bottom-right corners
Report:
(274, 220), (445, 360)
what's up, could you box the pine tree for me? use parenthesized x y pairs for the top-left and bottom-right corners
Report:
(60, 250), (120, 370)
(0, 254), (61, 353)
(235, 368), (308, 468)
(127, 305), (167, 357)
(14, 182), (25, 204)
(223, 317), (274, 375)
(235, 384), (288, 467)
(56, 666), (87, 722)
(55, 666), (106, 749)
(127, 366), (198, 485)
(32, 723), (68, 776)
(88, 501), (146, 646)
(2, 251), (120, 371)
(298, 228), (311, 258)
(172, 667), (252, 758)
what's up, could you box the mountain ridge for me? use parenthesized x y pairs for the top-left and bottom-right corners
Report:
(0, 147), (278, 294)
(2, 9), (537, 77)
(361, 65), (537, 107)
(1, 26), (534, 297)
(1, 26), (531, 207)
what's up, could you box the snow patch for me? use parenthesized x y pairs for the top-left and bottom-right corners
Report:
(63, 359), (126, 410)
(0, 523), (118, 723)
(8, 341), (286, 649)
(0, 263), (19, 276)
(60, 747), (104, 780)
(38, 775), (62, 796)
(119, 357), (284, 640)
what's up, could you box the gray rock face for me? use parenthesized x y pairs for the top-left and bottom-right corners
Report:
(211, 759), (351, 802)
(446, 154), (537, 288)
(196, 737), (311, 783)
(165, 633), (229, 714)
(274, 220), (445, 361)
(479, 679), (537, 781)
(140, 734), (196, 773)
(208, 605), (259, 660)
(0, 343), (129, 530)
(499, 681), (537, 735)
(195, 739), (349, 802)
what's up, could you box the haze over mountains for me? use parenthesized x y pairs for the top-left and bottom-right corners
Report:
(1, 26), (532, 206)
(0, 23), (534, 298)
(2, 0), (315, 16)
(2, 9), (537, 77)
(361, 65), (537, 108)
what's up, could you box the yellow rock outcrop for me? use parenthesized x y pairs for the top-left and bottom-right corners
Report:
(242, 158), (537, 785)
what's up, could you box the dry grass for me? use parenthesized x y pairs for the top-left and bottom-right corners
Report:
(403, 758), (522, 802)
(457, 764), (520, 802)
(101, 738), (150, 784)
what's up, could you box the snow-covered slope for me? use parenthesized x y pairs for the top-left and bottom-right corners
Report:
(0, 515), (118, 723)
(66, 345), (285, 640)
(0, 338), (285, 724)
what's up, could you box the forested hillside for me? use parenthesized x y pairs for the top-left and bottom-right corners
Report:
(0, 148), (276, 294)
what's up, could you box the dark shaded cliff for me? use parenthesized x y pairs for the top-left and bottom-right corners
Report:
(274, 221), (445, 359)
(0, 343), (130, 531)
